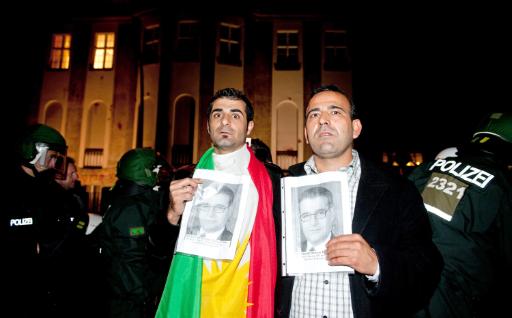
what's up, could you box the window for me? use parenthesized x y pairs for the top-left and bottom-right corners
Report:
(324, 30), (351, 71)
(175, 20), (200, 61)
(49, 33), (71, 70)
(217, 22), (241, 66)
(143, 24), (160, 64)
(275, 30), (300, 70)
(92, 32), (115, 69)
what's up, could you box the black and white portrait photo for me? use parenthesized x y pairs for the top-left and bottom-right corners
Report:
(176, 169), (250, 260)
(281, 171), (353, 275)
(296, 185), (340, 252)
(186, 180), (239, 242)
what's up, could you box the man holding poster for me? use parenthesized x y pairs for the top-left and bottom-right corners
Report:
(156, 88), (281, 318)
(276, 85), (442, 318)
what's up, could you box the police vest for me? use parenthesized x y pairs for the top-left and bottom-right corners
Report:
(420, 158), (495, 221)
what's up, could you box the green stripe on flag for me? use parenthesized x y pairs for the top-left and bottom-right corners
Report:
(156, 253), (203, 318)
(155, 147), (215, 317)
(196, 147), (215, 170)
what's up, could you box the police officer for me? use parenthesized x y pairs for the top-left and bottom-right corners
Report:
(409, 112), (512, 317)
(2, 124), (90, 317)
(98, 148), (171, 318)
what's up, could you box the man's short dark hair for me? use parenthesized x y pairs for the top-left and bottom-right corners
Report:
(310, 84), (357, 119)
(217, 185), (235, 207)
(198, 183), (235, 211)
(299, 186), (333, 210)
(207, 88), (254, 123)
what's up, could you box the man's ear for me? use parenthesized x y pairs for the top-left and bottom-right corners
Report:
(207, 121), (211, 135)
(304, 126), (309, 144)
(352, 119), (362, 139)
(246, 120), (254, 135)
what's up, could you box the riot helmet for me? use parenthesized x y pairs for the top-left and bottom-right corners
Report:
(470, 112), (512, 165)
(116, 148), (158, 187)
(20, 124), (68, 176)
(472, 112), (512, 144)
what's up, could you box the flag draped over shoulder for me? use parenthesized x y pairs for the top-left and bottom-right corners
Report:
(156, 146), (277, 318)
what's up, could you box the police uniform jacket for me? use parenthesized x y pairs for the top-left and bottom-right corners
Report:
(408, 153), (512, 317)
(3, 167), (90, 317)
(98, 180), (163, 315)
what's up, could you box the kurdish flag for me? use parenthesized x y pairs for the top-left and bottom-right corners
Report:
(156, 146), (277, 317)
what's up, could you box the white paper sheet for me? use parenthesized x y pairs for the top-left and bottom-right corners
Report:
(281, 171), (353, 275)
(175, 169), (250, 260)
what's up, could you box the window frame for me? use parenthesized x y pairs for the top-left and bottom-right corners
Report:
(274, 29), (301, 70)
(175, 20), (200, 62)
(323, 29), (351, 71)
(217, 22), (242, 66)
(48, 33), (72, 70)
(91, 32), (116, 70)
(142, 24), (161, 65)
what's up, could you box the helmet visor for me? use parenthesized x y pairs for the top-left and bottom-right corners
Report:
(52, 152), (68, 180)
(30, 142), (67, 177)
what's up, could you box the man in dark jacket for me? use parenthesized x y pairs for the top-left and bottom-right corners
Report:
(2, 124), (90, 318)
(276, 85), (442, 317)
(409, 112), (512, 318)
(98, 148), (172, 318)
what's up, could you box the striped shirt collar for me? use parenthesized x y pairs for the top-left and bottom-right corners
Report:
(304, 149), (360, 177)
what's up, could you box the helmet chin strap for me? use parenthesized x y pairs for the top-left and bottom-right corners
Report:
(21, 161), (40, 178)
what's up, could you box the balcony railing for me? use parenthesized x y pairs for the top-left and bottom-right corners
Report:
(84, 148), (103, 168)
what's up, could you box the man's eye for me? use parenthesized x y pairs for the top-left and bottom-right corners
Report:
(212, 113), (221, 119)
(309, 113), (319, 119)
(233, 114), (240, 119)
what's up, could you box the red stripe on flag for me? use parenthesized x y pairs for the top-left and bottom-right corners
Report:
(247, 146), (277, 318)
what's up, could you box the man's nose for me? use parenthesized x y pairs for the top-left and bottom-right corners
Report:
(221, 114), (230, 125)
(312, 216), (321, 225)
(319, 112), (329, 125)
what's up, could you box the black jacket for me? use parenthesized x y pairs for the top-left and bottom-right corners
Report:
(3, 167), (91, 318)
(276, 156), (442, 318)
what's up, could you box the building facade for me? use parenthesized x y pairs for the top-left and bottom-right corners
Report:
(34, 4), (352, 211)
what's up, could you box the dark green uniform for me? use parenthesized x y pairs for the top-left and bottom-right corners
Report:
(97, 148), (172, 318)
(99, 181), (163, 318)
(409, 154), (512, 317)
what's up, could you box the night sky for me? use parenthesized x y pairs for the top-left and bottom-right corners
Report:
(4, 2), (510, 163)
(348, 4), (510, 161)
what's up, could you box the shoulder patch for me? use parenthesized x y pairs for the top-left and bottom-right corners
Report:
(129, 226), (145, 237)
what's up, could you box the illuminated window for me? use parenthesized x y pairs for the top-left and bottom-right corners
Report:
(275, 30), (300, 70)
(218, 22), (241, 65)
(143, 24), (160, 64)
(92, 32), (115, 69)
(324, 30), (351, 71)
(175, 20), (199, 61)
(49, 33), (71, 70)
